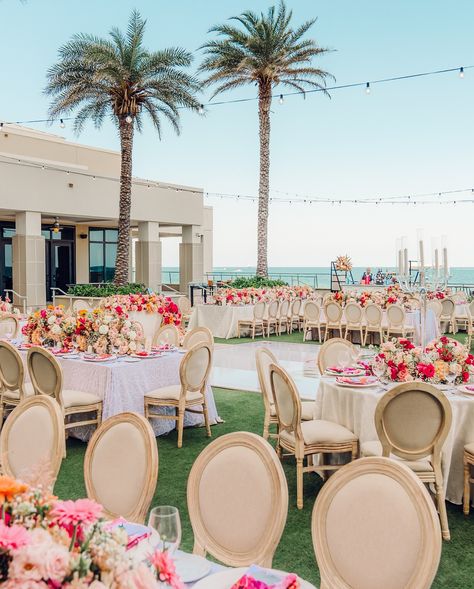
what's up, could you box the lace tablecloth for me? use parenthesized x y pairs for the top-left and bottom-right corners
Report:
(188, 305), (255, 339)
(315, 378), (473, 504)
(21, 351), (219, 441)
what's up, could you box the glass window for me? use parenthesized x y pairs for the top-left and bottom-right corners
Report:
(89, 228), (118, 283)
(2, 228), (15, 238)
(42, 230), (50, 240)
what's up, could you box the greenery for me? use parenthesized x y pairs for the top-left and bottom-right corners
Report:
(55, 387), (474, 588)
(200, 1), (333, 277)
(66, 283), (146, 297)
(229, 276), (288, 289)
(45, 10), (201, 285)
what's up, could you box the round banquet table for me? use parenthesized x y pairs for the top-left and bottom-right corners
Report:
(314, 377), (473, 505)
(19, 350), (219, 441)
(188, 304), (255, 339)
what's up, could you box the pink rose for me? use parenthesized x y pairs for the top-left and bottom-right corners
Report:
(43, 543), (70, 581)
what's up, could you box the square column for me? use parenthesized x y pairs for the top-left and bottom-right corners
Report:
(135, 222), (162, 292)
(12, 211), (46, 310)
(179, 225), (203, 293)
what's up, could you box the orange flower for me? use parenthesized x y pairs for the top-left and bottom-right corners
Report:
(47, 305), (54, 310)
(0, 476), (28, 504)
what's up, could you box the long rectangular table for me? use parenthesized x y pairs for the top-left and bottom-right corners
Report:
(314, 377), (473, 505)
(21, 351), (219, 440)
(188, 304), (255, 339)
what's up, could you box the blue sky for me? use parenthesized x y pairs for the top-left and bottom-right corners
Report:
(1, 0), (473, 267)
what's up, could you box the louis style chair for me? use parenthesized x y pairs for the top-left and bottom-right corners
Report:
(0, 315), (19, 340)
(182, 326), (214, 350)
(317, 338), (355, 375)
(0, 395), (65, 488)
(153, 324), (180, 347)
(302, 301), (325, 343)
(144, 342), (213, 448)
(84, 412), (158, 524)
(312, 457), (442, 589)
(187, 432), (288, 568)
(237, 301), (266, 339)
(360, 382), (452, 540)
(0, 341), (34, 422)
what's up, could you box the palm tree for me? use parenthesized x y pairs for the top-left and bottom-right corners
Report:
(200, 1), (333, 277)
(45, 10), (201, 285)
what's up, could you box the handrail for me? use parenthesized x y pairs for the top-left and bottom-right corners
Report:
(4, 289), (27, 315)
(51, 287), (70, 307)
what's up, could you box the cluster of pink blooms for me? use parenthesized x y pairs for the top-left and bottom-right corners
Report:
(373, 336), (474, 384)
(330, 286), (452, 310)
(0, 476), (183, 588)
(212, 286), (314, 306)
(99, 294), (181, 326)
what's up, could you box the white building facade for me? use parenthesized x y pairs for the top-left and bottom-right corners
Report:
(0, 124), (213, 309)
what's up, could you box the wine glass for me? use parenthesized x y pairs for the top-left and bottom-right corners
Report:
(372, 357), (385, 382)
(148, 506), (181, 555)
(446, 365), (457, 391)
(338, 350), (351, 372)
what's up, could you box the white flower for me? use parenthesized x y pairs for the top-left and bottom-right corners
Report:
(51, 324), (62, 335)
(128, 330), (137, 341)
(47, 316), (56, 325)
(123, 320), (131, 329)
(129, 341), (137, 351)
(99, 324), (109, 335)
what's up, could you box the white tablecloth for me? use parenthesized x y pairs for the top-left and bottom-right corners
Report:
(314, 378), (474, 504)
(188, 305), (255, 339)
(406, 309), (439, 346)
(21, 352), (219, 441)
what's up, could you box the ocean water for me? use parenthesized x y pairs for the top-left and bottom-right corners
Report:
(162, 266), (474, 289)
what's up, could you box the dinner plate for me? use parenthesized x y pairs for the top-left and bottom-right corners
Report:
(192, 567), (315, 589)
(82, 354), (116, 363)
(174, 552), (212, 583)
(326, 368), (365, 377)
(336, 379), (379, 388)
(130, 352), (162, 359)
(457, 385), (474, 396)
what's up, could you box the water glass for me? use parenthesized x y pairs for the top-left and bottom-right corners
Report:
(338, 350), (351, 371)
(148, 506), (181, 554)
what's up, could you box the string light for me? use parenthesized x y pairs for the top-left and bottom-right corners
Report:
(59, 119), (65, 128)
(279, 94), (284, 105)
(198, 104), (204, 115)
(1, 64), (471, 127)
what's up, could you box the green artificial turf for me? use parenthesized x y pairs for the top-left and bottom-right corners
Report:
(55, 388), (474, 588)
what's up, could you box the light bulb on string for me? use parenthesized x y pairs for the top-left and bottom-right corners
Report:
(279, 94), (284, 105)
(125, 115), (133, 124)
(459, 67), (465, 78)
(365, 82), (371, 94)
(198, 104), (204, 115)
(59, 119), (65, 129)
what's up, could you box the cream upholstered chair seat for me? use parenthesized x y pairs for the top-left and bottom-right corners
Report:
(270, 400), (314, 421)
(62, 389), (101, 409)
(281, 419), (357, 447)
(465, 442), (474, 454)
(361, 440), (433, 473)
(145, 385), (204, 402)
(2, 382), (35, 400)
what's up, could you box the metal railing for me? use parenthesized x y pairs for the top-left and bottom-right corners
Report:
(4, 289), (27, 315)
(205, 271), (329, 289)
(448, 283), (474, 295)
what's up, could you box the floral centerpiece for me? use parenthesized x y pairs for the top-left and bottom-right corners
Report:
(335, 255), (352, 272)
(373, 336), (474, 384)
(22, 306), (77, 348)
(0, 475), (183, 588)
(211, 285), (314, 306)
(99, 294), (181, 327)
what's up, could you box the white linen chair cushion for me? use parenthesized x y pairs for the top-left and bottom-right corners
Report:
(62, 390), (101, 408)
(270, 401), (314, 421)
(3, 382), (35, 400)
(89, 422), (148, 518)
(145, 385), (203, 402)
(360, 441), (433, 473)
(281, 420), (357, 446)
(465, 442), (474, 455)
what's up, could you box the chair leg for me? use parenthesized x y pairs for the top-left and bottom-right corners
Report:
(464, 459), (471, 516)
(263, 414), (270, 441)
(177, 409), (185, 448)
(202, 399), (212, 439)
(434, 470), (450, 540)
(296, 458), (304, 509)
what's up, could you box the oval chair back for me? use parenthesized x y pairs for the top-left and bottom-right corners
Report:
(312, 457), (442, 589)
(153, 324), (180, 347)
(84, 412), (158, 524)
(278, 300), (290, 319)
(72, 299), (92, 313)
(256, 347), (278, 414)
(374, 382), (452, 463)
(304, 301), (320, 322)
(187, 431), (288, 568)
(386, 304), (406, 329)
(0, 395), (64, 487)
(0, 315), (19, 340)
(269, 363), (302, 437)
(291, 298), (302, 317)
(324, 302), (343, 324)
(177, 296), (192, 315)
(440, 298), (455, 319)
(0, 341), (25, 398)
(317, 338), (355, 374)
(180, 342), (213, 394)
(267, 300), (279, 319)
(364, 304), (383, 327)
(27, 347), (63, 407)
(253, 301), (266, 320)
(427, 299), (442, 320)
(182, 327), (214, 350)
(469, 300), (474, 318)
(345, 303), (363, 325)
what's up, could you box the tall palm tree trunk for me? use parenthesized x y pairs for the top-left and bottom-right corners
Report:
(114, 118), (134, 285)
(256, 80), (272, 278)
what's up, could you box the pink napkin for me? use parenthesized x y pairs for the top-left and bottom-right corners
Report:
(328, 366), (360, 374)
(466, 386), (474, 392)
(336, 376), (377, 386)
(231, 565), (299, 589)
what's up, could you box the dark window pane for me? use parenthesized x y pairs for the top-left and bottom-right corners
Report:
(105, 243), (117, 281)
(61, 227), (74, 240)
(89, 229), (104, 242)
(89, 242), (104, 282)
(105, 229), (118, 242)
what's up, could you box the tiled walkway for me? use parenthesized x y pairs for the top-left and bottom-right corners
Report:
(210, 340), (322, 400)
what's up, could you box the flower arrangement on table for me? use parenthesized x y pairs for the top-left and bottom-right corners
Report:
(21, 305), (77, 348)
(0, 475), (183, 588)
(99, 294), (181, 326)
(372, 336), (474, 384)
(211, 286), (314, 306)
(335, 254), (352, 272)
(0, 296), (21, 317)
